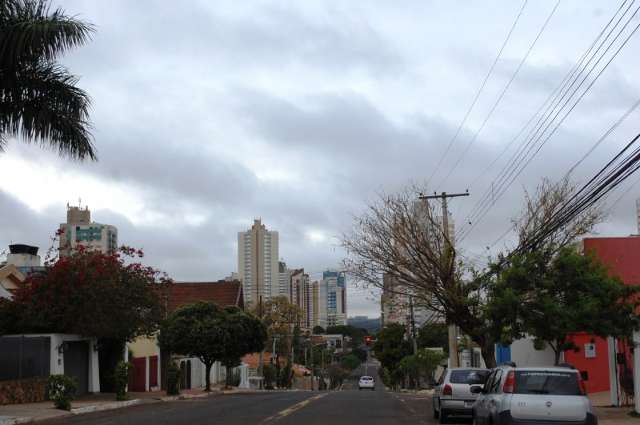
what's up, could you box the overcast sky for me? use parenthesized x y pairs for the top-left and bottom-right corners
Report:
(2, 1), (640, 317)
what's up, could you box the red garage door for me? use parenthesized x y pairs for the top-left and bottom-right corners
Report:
(149, 356), (158, 388)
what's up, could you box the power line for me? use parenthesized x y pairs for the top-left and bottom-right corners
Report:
(458, 1), (640, 242)
(486, 96), (640, 249)
(462, 0), (637, 238)
(460, 0), (637, 240)
(427, 0), (528, 185)
(438, 0), (561, 188)
(458, 0), (636, 238)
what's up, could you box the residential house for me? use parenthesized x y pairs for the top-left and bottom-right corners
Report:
(127, 280), (247, 392)
(0, 245), (100, 397)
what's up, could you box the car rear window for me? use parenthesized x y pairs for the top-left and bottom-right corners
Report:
(514, 371), (581, 395)
(449, 369), (490, 384)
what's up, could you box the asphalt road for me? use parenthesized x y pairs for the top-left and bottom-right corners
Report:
(41, 363), (446, 425)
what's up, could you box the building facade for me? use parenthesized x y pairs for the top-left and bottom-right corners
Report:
(278, 261), (292, 300)
(311, 271), (347, 329)
(237, 219), (279, 308)
(58, 205), (118, 256)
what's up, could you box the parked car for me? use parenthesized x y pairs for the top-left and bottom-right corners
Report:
(433, 367), (490, 423)
(359, 375), (375, 390)
(471, 364), (597, 425)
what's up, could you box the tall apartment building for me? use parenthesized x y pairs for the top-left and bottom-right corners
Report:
(237, 219), (279, 308)
(278, 261), (292, 300)
(290, 269), (313, 329)
(312, 270), (347, 329)
(59, 205), (118, 257)
(380, 273), (442, 328)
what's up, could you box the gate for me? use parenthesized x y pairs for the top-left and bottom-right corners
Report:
(64, 341), (89, 394)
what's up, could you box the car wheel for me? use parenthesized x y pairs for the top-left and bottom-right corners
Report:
(439, 409), (449, 424)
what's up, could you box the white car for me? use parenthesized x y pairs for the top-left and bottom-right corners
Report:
(433, 367), (490, 423)
(358, 375), (375, 390)
(471, 365), (597, 425)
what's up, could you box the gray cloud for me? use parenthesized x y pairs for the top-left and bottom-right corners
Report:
(2, 0), (640, 317)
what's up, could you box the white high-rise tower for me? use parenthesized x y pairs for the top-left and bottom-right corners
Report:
(237, 219), (279, 308)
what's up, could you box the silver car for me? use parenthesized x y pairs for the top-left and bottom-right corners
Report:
(433, 367), (490, 423)
(471, 365), (597, 425)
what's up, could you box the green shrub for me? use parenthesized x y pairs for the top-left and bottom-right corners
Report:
(46, 375), (77, 410)
(113, 361), (132, 401)
(166, 362), (181, 396)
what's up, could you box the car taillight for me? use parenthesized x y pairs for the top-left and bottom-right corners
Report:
(577, 373), (587, 395)
(503, 371), (516, 393)
(443, 384), (452, 396)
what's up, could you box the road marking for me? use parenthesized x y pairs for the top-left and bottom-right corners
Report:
(260, 393), (328, 423)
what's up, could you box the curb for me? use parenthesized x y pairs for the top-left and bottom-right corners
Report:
(159, 391), (222, 402)
(0, 418), (34, 425)
(71, 399), (143, 414)
(0, 399), (147, 425)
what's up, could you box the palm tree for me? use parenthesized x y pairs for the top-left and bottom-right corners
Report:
(0, 0), (96, 160)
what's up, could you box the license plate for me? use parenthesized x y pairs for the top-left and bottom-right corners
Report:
(465, 401), (474, 407)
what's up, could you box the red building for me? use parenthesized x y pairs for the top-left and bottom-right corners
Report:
(564, 236), (640, 395)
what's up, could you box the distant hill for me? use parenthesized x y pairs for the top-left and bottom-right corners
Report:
(348, 316), (381, 334)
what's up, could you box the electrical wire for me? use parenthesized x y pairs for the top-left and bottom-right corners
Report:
(438, 0), (561, 188)
(458, 1), (640, 242)
(427, 0), (529, 185)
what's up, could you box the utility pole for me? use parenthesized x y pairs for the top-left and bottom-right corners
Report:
(409, 295), (418, 355)
(419, 190), (469, 369)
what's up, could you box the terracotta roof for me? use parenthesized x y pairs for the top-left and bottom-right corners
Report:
(166, 280), (244, 312)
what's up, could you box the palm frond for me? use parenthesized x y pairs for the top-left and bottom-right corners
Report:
(0, 62), (95, 160)
(0, 0), (94, 68)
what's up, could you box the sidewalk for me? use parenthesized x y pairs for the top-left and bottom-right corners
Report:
(588, 391), (640, 425)
(0, 386), (253, 425)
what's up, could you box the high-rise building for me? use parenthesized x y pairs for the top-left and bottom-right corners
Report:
(290, 269), (313, 328)
(312, 270), (347, 328)
(59, 205), (118, 257)
(380, 273), (442, 328)
(237, 219), (279, 308)
(278, 261), (292, 300)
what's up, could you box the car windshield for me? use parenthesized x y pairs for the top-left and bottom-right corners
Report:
(449, 369), (490, 384)
(515, 371), (581, 395)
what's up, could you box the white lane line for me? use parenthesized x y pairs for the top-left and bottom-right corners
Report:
(260, 393), (328, 424)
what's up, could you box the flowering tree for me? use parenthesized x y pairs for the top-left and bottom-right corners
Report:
(0, 246), (170, 341)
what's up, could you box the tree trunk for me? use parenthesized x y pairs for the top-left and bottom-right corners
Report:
(480, 340), (497, 368)
(552, 342), (561, 365)
(204, 361), (212, 392)
(225, 365), (231, 389)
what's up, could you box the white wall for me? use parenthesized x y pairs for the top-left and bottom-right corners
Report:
(510, 337), (556, 367)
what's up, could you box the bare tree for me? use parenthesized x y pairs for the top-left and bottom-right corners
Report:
(342, 186), (497, 366)
(343, 178), (605, 368)
(513, 177), (605, 257)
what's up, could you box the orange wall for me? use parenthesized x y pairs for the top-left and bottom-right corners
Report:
(565, 334), (610, 393)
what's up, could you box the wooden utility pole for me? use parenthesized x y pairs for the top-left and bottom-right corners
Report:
(419, 191), (469, 368)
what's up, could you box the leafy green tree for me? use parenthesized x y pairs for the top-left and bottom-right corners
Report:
(0, 0), (96, 159)
(159, 302), (224, 392)
(312, 325), (325, 334)
(339, 354), (361, 371)
(489, 247), (640, 364)
(326, 325), (367, 347)
(417, 323), (448, 352)
(328, 364), (349, 389)
(372, 323), (412, 372)
(351, 347), (367, 363)
(218, 306), (266, 388)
